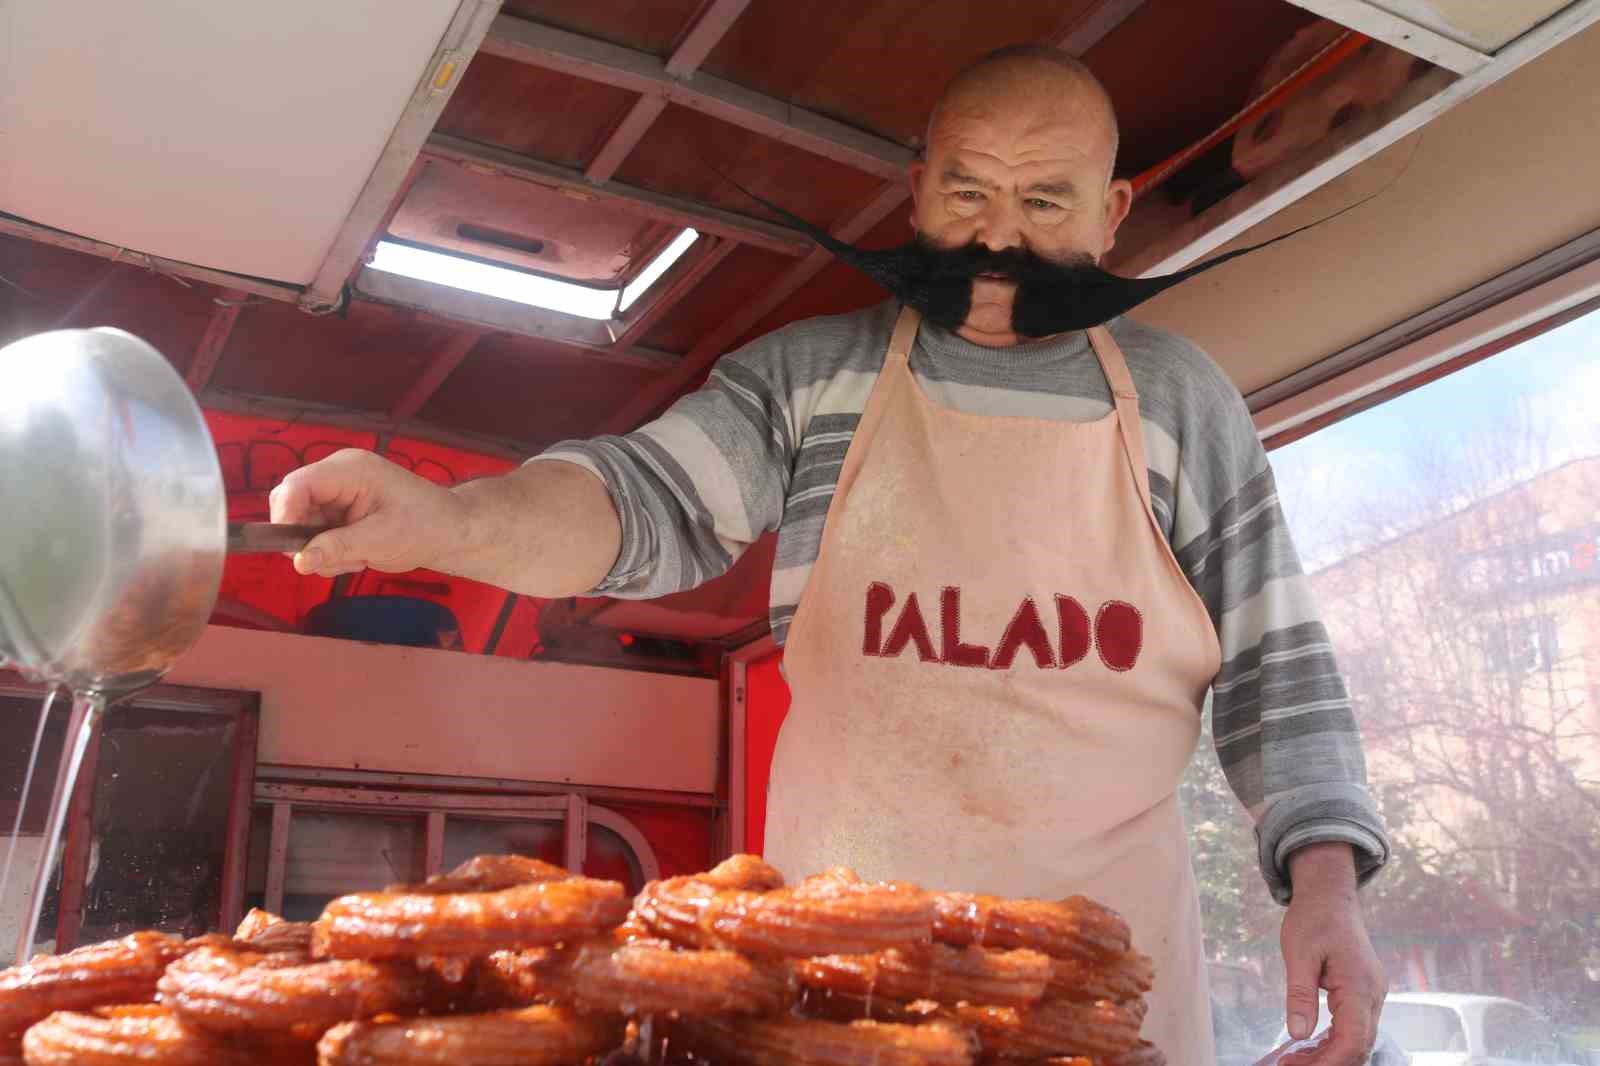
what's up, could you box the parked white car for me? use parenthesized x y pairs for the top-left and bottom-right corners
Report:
(1284, 992), (1590, 1065)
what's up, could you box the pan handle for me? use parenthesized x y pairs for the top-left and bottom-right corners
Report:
(226, 523), (327, 554)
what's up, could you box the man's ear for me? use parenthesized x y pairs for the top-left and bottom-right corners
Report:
(1101, 177), (1135, 256)
(907, 161), (925, 213)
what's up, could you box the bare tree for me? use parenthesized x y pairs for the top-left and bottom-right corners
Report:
(1185, 403), (1600, 1025)
(1311, 408), (1600, 1021)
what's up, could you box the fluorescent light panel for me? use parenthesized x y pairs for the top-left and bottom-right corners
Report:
(369, 228), (700, 321)
(620, 228), (700, 311)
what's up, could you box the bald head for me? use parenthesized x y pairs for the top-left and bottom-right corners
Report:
(928, 44), (1120, 182)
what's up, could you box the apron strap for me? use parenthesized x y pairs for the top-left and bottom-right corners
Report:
(833, 304), (920, 518)
(1086, 326), (1155, 515)
(887, 305), (922, 367)
(787, 306), (921, 655)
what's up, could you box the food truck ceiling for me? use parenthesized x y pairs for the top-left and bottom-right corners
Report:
(2, 1), (1599, 466)
(0, 0), (488, 289)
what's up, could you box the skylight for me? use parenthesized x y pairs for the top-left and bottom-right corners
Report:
(619, 228), (700, 312)
(368, 228), (700, 321)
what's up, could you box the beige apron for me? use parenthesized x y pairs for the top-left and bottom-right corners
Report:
(768, 307), (1222, 1063)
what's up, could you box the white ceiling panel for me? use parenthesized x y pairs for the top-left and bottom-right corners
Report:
(0, 0), (461, 284)
(1365, 0), (1573, 50)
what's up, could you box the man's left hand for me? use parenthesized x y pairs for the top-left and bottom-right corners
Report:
(1277, 842), (1387, 1066)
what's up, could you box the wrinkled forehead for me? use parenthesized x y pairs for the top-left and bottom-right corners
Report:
(925, 70), (1117, 177)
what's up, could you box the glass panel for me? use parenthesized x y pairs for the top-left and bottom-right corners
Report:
(0, 692), (67, 964)
(1482, 1003), (1564, 1061)
(441, 816), (563, 874)
(440, 815), (651, 889)
(1187, 304), (1600, 1056)
(76, 704), (239, 944)
(241, 805), (272, 919)
(1381, 1003), (1467, 1054)
(270, 811), (423, 921)
(586, 823), (643, 893)
(0, 694), (67, 835)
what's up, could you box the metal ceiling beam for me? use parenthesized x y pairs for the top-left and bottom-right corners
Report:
(1281, 0), (1492, 74)
(424, 135), (813, 258)
(0, 214), (301, 303)
(1113, 68), (1453, 278)
(585, 0), (754, 182)
(1115, 0), (1600, 279)
(481, 15), (914, 180)
(1053, 0), (1149, 55)
(185, 289), (250, 391)
(256, 764), (720, 807)
(390, 327), (488, 422)
(1248, 226), (1600, 426)
(600, 181), (910, 434)
(666, 0), (752, 74)
(1256, 255), (1600, 445)
(585, 96), (671, 183)
(300, 0), (504, 312)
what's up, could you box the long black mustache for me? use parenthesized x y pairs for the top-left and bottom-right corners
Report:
(730, 180), (1329, 337)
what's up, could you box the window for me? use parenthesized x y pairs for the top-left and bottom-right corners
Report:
(0, 692), (69, 961)
(245, 810), (424, 922)
(1483, 614), (1559, 674)
(1188, 301), (1600, 1061)
(77, 703), (249, 945)
(438, 817), (645, 894)
(244, 772), (665, 918)
(1381, 1003), (1467, 1054)
(440, 817), (563, 874)
(1482, 1003), (1565, 1062)
(0, 683), (259, 963)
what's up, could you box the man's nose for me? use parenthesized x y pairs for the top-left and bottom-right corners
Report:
(974, 198), (1025, 252)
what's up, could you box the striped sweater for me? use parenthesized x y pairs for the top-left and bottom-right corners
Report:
(536, 300), (1389, 902)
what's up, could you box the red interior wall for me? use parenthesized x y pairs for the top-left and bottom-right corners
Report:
(743, 651), (791, 855)
(204, 410), (544, 657)
(606, 803), (719, 881)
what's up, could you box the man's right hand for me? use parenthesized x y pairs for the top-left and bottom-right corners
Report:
(270, 449), (467, 578)
(268, 449), (623, 596)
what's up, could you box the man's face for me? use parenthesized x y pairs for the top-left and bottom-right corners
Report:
(910, 75), (1133, 347)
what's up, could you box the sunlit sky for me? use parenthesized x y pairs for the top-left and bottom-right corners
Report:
(1269, 306), (1600, 569)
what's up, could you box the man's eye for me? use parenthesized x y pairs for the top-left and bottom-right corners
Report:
(1026, 198), (1062, 211)
(955, 190), (986, 201)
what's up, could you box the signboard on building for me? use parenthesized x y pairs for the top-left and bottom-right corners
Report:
(1456, 523), (1600, 599)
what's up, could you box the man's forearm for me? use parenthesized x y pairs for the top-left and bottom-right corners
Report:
(444, 459), (622, 597)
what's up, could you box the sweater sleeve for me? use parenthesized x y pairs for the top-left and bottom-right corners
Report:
(527, 328), (800, 599)
(1166, 348), (1392, 904)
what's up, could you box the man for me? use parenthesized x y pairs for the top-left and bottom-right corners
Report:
(272, 46), (1389, 1065)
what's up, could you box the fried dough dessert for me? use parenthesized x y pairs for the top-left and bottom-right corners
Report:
(2, 854), (1160, 1065)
